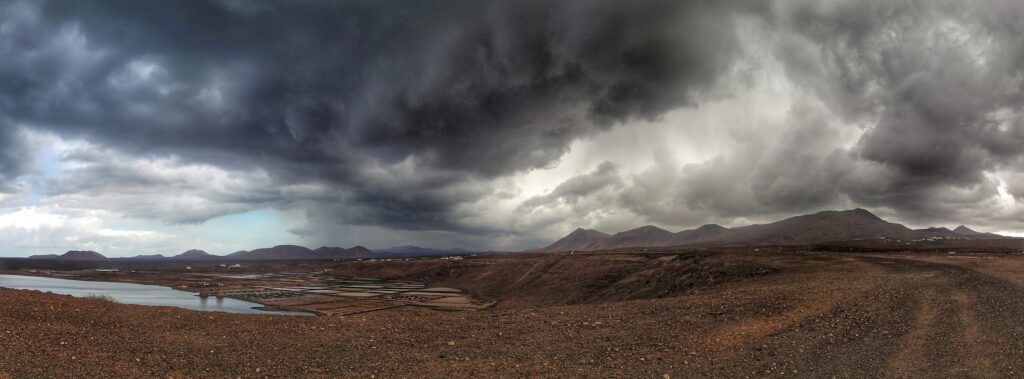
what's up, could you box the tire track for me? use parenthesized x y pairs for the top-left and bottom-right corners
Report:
(864, 255), (1024, 377)
(701, 254), (1024, 377)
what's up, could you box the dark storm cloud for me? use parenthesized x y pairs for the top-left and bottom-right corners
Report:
(610, 102), (857, 228)
(0, 0), (754, 229)
(0, 125), (29, 193)
(6, 0), (1024, 242)
(521, 0), (1024, 233)
(748, 102), (851, 212)
(770, 0), (1024, 223)
(595, 0), (1024, 230)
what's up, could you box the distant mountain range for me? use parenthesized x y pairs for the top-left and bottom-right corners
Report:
(28, 250), (107, 261)
(541, 208), (1012, 252)
(27, 209), (1002, 259)
(24, 245), (470, 261)
(315, 246), (374, 259)
(223, 245), (374, 260)
(372, 245), (472, 256)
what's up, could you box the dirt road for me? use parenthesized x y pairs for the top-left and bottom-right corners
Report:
(705, 254), (1024, 378)
(1, 251), (1023, 378)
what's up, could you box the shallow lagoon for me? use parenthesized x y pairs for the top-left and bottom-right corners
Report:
(0, 274), (312, 316)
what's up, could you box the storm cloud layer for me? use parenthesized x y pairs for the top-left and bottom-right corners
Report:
(2, 0), (1024, 255)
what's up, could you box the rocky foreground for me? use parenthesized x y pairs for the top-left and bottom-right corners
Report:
(2, 251), (1024, 377)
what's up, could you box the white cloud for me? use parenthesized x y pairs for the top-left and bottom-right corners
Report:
(0, 205), (175, 256)
(0, 207), (67, 230)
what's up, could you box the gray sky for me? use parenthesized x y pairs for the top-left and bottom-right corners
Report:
(2, 0), (1024, 257)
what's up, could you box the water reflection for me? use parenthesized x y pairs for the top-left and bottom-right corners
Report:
(0, 274), (312, 316)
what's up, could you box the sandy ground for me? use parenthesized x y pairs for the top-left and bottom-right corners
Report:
(2, 251), (1024, 378)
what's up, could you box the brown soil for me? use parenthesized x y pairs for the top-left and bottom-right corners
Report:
(3, 250), (1024, 377)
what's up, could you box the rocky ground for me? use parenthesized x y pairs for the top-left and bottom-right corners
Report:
(2, 251), (1024, 378)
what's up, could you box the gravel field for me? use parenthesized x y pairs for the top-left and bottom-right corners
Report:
(2, 251), (1024, 378)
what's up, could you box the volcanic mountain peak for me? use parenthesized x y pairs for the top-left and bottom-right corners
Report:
(796, 208), (901, 227)
(671, 223), (730, 244)
(694, 224), (728, 232)
(60, 250), (107, 260)
(847, 208), (884, 220)
(610, 225), (675, 236)
(542, 228), (612, 251)
(567, 228), (611, 238)
(622, 223), (671, 232)
(541, 208), (968, 252)
(234, 245), (320, 260)
(174, 249), (214, 259)
(313, 246), (374, 259)
(346, 245), (373, 255)
(804, 208), (886, 222)
(600, 225), (676, 249)
(953, 225), (982, 235)
(725, 208), (914, 244)
(562, 228), (611, 239)
(951, 225), (1003, 238)
(775, 208), (890, 228)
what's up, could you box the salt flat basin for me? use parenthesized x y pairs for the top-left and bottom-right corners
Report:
(0, 274), (312, 316)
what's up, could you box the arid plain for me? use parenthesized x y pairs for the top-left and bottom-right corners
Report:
(4, 247), (1024, 378)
